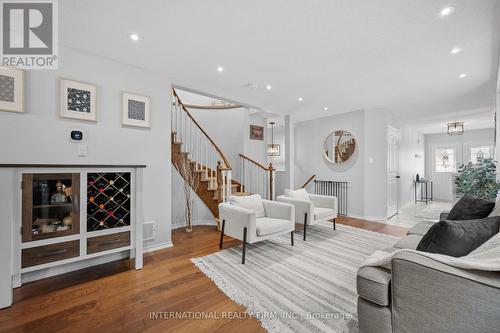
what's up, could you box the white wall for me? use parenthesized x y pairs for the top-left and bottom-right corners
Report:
(294, 110), (365, 217)
(399, 125), (425, 208)
(267, 125), (286, 171)
(294, 109), (401, 220)
(0, 47), (173, 251)
(245, 113), (268, 165)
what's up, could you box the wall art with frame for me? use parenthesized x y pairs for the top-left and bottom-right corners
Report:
(0, 67), (24, 113)
(60, 78), (97, 122)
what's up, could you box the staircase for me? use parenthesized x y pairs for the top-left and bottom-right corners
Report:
(171, 89), (244, 225)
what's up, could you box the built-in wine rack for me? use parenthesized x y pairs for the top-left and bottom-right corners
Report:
(87, 173), (131, 231)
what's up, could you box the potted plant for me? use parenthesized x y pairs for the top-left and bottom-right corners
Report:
(454, 158), (500, 200)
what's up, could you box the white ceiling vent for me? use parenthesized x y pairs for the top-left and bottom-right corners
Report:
(143, 221), (156, 241)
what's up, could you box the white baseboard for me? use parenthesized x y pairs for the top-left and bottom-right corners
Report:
(171, 219), (217, 229)
(144, 241), (174, 253)
(346, 213), (387, 223)
(21, 251), (130, 284)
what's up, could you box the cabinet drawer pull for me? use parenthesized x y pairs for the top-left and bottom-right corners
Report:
(37, 249), (67, 257)
(98, 239), (123, 246)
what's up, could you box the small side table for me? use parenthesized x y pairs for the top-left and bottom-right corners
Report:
(414, 179), (433, 204)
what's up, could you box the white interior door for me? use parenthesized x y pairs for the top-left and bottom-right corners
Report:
(387, 127), (399, 218)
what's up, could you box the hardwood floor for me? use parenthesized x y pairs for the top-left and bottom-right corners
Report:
(0, 217), (407, 333)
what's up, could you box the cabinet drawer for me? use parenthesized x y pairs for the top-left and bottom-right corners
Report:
(87, 231), (130, 254)
(22, 240), (80, 268)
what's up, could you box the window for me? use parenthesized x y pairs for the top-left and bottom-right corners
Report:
(470, 145), (492, 163)
(435, 148), (456, 172)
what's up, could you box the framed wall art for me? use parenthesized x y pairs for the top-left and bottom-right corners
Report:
(122, 92), (151, 128)
(250, 125), (264, 141)
(0, 67), (24, 113)
(60, 78), (97, 122)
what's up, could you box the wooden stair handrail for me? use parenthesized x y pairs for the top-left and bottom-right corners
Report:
(183, 103), (241, 110)
(300, 175), (316, 189)
(238, 154), (273, 171)
(172, 88), (232, 170)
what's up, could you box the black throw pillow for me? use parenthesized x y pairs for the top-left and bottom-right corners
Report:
(446, 195), (494, 220)
(416, 217), (500, 257)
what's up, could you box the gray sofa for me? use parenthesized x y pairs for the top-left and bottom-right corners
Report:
(356, 214), (500, 333)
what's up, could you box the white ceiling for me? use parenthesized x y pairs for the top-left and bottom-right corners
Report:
(407, 107), (495, 134)
(60, 0), (500, 121)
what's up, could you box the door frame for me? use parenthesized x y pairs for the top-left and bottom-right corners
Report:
(386, 126), (400, 219)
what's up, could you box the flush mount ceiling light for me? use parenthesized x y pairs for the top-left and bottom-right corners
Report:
(244, 83), (259, 89)
(324, 107), (328, 111)
(450, 47), (462, 54)
(265, 84), (272, 90)
(440, 6), (455, 17)
(217, 66), (224, 73)
(458, 73), (467, 78)
(129, 33), (140, 41)
(298, 97), (303, 102)
(448, 122), (464, 135)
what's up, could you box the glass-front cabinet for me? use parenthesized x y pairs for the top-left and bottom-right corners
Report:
(22, 173), (80, 242)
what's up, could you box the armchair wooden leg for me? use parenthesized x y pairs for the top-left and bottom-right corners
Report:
(333, 218), (336, 230)
(303, 213), (308, 241)
(291, 231), (294, 246)
(242, 227), (247, 264)
(219, 219), (225, 249)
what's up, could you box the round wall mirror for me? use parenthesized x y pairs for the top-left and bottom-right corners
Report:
(323, 130), (356, 164)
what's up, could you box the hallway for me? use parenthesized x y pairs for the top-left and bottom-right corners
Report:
(386, 200), (453, 228)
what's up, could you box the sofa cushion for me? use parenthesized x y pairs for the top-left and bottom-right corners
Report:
(447, 195), (494, 220)
(255, 217), (291, 236)
(407, 221), (435, 236)
(284, 188), (310, 201)
(416, 217), (500, 257)
(357, 266), (391, 306)
(230, 194), (265, 218)
(313, 207), (335, 221)
(357, 297), (393, 333)
(393, 234), (422, 250)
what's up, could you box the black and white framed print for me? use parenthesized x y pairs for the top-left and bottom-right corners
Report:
(60, 78), (97, 122)
(122, 92), (151, 128)
(0, 67), (24, 113)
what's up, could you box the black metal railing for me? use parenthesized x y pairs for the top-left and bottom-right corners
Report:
(314, 180), (348, 215)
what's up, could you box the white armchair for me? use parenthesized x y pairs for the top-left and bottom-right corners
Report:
(218, 194), (295, 264)
(277, 188), (338, 241)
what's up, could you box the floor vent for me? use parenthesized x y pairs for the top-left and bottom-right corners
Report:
(143, 221), (156, 241)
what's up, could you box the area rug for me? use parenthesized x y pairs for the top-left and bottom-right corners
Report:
(192, 221), (400, 333)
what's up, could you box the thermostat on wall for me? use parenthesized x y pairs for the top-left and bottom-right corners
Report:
(68, 129), (86, 142)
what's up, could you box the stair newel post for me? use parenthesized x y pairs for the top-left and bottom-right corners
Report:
(268, 163), (275, 200)
(226, 169), (232, 201)
(217, 161), (223, 202)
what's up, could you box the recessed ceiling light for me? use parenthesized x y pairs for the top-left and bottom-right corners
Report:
(266, 85), (272, 90)
(298, 97), (303, 102)
(324, 107), (328, 111)
(217, 66), (224, 73)
(440, 6), (455, 17)
(129, 33), (139, 41)
(450, 47), (462, 54)
(458, 73), (467, 79)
